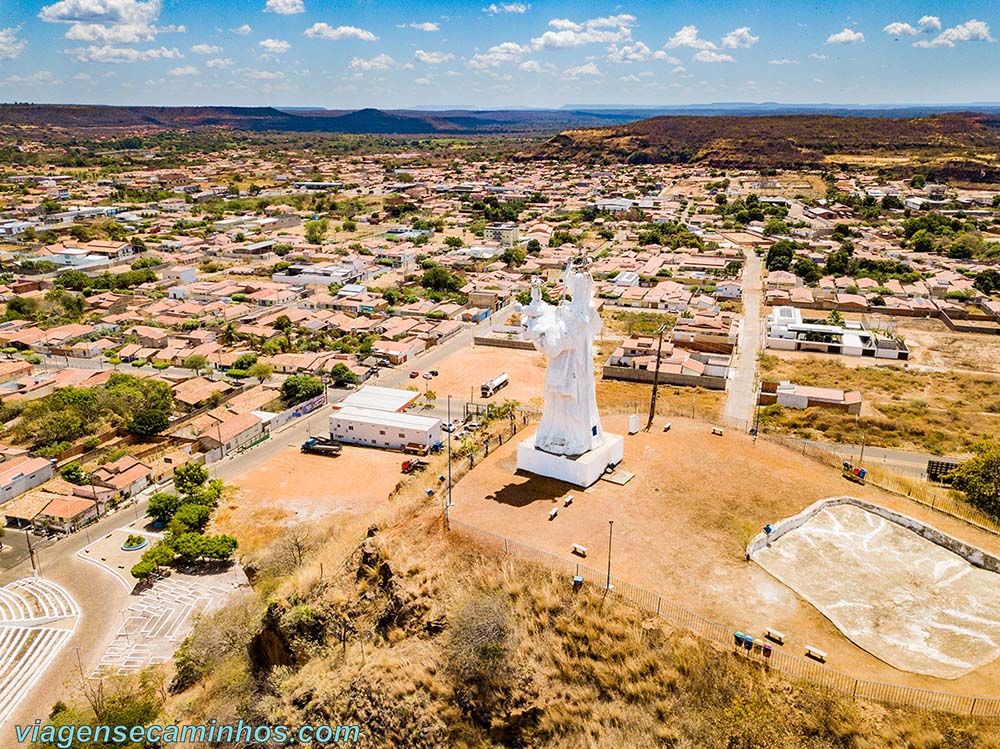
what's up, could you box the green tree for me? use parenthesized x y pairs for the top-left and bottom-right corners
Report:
(421, 265), (462, 292)
(444, 236), (464, 249)
(973, 269), (1000, 294)
(764, 240), (795, 272)
(910, 174), (926, 189)
(304, 218), (329, 244)
(60, 462), (90, 486)
(328, 362), (358, 386)
(281, 375), (324, 405)
(500, 246), (526, 267)
(147, 492), (183, 524)
(170, 503), (212, 534)
(792, 258), (822, 285)
(182, 354), (210, 376)
(948, 441), (1000, 517)
(247, 362), (274, 384)
(128, 408), (170, 437)
(174, 462), (209, 498)
(526, 238), (542, 254)
(763, 217), (789, 236)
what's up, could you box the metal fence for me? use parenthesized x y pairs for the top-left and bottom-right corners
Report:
(448, 518), (1000, 718)
(762, 434), (1000, 537)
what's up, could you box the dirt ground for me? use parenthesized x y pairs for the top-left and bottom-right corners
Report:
(893, 317), (1000, 374)
(449, 414), (1000, 697)
(431, 344), (547, 406)
(214, 445), (406, 551)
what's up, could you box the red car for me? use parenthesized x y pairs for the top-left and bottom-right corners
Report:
(409, 371), (419, 378)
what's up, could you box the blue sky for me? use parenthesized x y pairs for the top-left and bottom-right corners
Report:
(0, 0), (998, 108)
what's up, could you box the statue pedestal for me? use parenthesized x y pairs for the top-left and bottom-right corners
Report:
(517, 434), (624, 488)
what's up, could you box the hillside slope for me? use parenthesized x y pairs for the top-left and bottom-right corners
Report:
(538, 113), (1000, 177)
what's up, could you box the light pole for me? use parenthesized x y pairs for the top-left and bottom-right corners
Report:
(446, 396), (453, 519)
(606, 520), (614, 591)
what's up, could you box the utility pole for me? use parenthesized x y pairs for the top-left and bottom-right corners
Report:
(859, 431), (867, 465)
(644, 324), (666, 431)
(25, 529), (38, 579)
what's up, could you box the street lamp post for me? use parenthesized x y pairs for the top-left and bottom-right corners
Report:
(606, 520), (614, 591)
(446, 396), (453, 522)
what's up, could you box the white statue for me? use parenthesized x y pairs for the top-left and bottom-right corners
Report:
(517, 260), (604, 456)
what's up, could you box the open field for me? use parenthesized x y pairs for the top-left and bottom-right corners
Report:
(894, 317), (1000, 374)
(755, 502), (1000, 679)
(430, 343), (547, 406)
(449, 414), (1000, 696)
(214, 444), (405, 553)
(758, 354), (1000, 454)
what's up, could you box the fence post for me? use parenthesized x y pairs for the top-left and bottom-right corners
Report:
(504, 537), (508, 554)
(852, 680), (858, 697)
(971, 697), (977, 716)
(656, 596), (661, 615)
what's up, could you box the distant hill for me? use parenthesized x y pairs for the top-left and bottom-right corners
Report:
(0, 104), (642, 135)
(537, 113), (1000, 178)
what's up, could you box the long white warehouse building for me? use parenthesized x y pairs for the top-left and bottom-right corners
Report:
(329, 405), (441, 450)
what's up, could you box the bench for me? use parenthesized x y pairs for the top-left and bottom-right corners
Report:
(571, 544), (588, 557)
(805, 645), (826, 663)
(765, 628), (785, 645)
(711, 427), (724, 436)
(548, 508), (558, 521)
(564, 495), (574, 507)
(662, 422), (672, 432)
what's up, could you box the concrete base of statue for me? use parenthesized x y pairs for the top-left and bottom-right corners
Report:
(516, 433), (624, 488)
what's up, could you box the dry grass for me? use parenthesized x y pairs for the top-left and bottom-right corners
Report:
(759, 354), (1000, 453)
(597, 379), (725, 422)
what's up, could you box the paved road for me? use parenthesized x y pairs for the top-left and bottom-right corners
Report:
(722, 249), (763, 431)
(794, 439), (967, 480)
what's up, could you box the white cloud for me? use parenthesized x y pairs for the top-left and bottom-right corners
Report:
(67, 44), (181, 63)
(407, 22), (439, 32)
(38, 0), (181, 45)
(808, 52), (827, 60)
(883, 22), (919, 37)
(530, 14), (635, 50)
(241, 68), (284, 80)
(468, 40), (527, 68)
(304, 23), (377, 41)
(768, 58), (798, 65)
(0, 27), (27, 60)
(259, 38), (290, 54)
(517, 59), (549, 72)
(605, 41), (679, 64)
(918, 16), (941, 32)
(665, 25), (716, 50)
(721, 26), (758, 49)
(914, 19), (994, 48)
(264, 0), (304, 15)
(167, 64), (198, 75)
(232, 24), (252, 35)
(415, 49), (454, 64)
(414, 76), (432, 85)
(205, 57), (232, 68)
(2, 70), (57, 85)
(826, 28), (864, 44)
(190, 43), (221, 54)
(562, 62), (602, 78)
(483, 3), (529, 14)
(672, 65), (687, 74)
(694, 49), (735, 63)
(348, 53), (395, 71)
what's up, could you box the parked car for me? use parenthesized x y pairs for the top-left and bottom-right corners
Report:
(428, 370), (439, 377)
(442, 422), (456, 433)
(423, 372), (433, 380)
(409, 371), (419, 379)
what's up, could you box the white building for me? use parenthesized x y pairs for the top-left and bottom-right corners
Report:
(483, 223), (519, 246)
(329, 406), (441, 450)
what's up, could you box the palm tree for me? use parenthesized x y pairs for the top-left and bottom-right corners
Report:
(220, 322), (239, 346)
